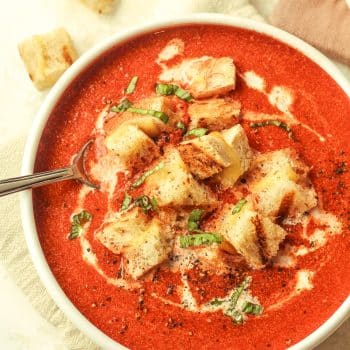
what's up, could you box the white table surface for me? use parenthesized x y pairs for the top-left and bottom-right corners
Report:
(0, 0), (349, 349)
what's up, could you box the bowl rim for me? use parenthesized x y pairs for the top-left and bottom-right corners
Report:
(20, 13), (350, 350)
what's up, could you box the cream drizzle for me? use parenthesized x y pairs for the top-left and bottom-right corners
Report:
(267, 270), (314, 311)
(241, 71), (326, 142)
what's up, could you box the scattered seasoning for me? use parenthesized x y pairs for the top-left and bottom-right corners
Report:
(185, 127), (208, 137)
(179, 232), (223, 248)
(242, 301), (263, 315)
(166, 284), (175, 295)
(120, 193), (132, 211)
(125, 76), (138, 94)
(250, 120), (293, 137)
(127, 107), (169, 123)
(176, 121), (187, 134)
(131, 162), (164, 189)
(119, 324), (129, 335)
(110, 98), (133, 112)
(155, 83), (193, 101)
(68, 210), (92, 240)
(334, 161), (347, 175)
(232, 198), (247, 215)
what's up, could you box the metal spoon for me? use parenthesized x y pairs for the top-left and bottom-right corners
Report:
(0, 139), (99, 197)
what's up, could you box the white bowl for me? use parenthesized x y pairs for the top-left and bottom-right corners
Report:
(20, 14), (350, 350)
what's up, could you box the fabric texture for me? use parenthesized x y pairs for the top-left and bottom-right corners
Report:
(270, 0), (350, 65)
(0, 1), (263, 349)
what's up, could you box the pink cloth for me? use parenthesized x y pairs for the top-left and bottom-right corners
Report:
(270, 0), (350, 65)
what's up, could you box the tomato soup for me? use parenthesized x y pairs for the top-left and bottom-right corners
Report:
(33, 25), (350, 349)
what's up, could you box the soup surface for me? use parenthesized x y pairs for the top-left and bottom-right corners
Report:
(33, 25), (350, 349)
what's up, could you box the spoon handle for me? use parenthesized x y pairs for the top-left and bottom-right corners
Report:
(0, 168), (75, 197)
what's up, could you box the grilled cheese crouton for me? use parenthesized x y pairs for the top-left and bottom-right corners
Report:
(253, 177), (317, 219)
(160, 56), (236, 99)
(96, 207), (172, 279)
(104, 96), (177, 137)
(105, 124), (159, 169)
(145, 149), (216, 207)
(188, 99), (241, 131)
(178, 132), (234, 179)
(80, 0), (114, 13)
(250, 149), (317, 219)
(214, 203), (287, 268)
(18, 28), (77, 90)
(214, 124), (253, 188)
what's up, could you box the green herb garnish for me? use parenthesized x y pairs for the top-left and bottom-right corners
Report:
(68, 210), (92, 240)
(135, 195), (158, 214)
(187, 209), (205, 231)
(125, 76), (138, 94)
(131, 162), (164, 189)
(232, 198), (247, 215)
(156, 83), (178, 95)
(210, 298), (225, 306)
(242, 301), (263, 315)
(185, 128), (208, 137)
(127, 107), (169, 123)
(110, 98), (133, 112)
(155, 83), (193, 101)
(250, 120), (293, 137)
(179, 232), (223, 248)
(120, 193), (132, 211)
(176, 121), (187, 134)
(175, 87), (193, 102)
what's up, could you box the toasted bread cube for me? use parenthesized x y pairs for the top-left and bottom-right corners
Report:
(96, 207), (171, 279)
(105, 124), (159, 169)
(178, 132), (234, 179)
(249, 149), (301, 183)
(145, 149), (216, 207)
(214, 203), (287, 268)
(18, 28), (77, 90)
(80, 0), (114, 13)
(214, 124), (253, 188)
(250, 149), (317, 219)
(253, 176), (317, 219)
(188, 99), (241, 130)
(105, 113), (169, 138)
(160, 56), (236, 99)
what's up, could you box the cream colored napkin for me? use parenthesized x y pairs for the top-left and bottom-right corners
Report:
(0, 1), (263, 349)
(270, 0), (350, 65)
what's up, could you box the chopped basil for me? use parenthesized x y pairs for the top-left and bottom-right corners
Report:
(131, 162), (164, 189)
(232, 198), (247, 215)
(187, 209), (205, 231)
(250, 120), (293, 137)
(127, 107), (169, 123)
(110, 98), (133, 112)
(156, 83), (177, 95)
(120, 193), (132, 211)
(155, 83), (193, 101)
(242, 301), (263, 315)
(135, 195), (158, 214)
(125, 76), (138, 94)
(179, 232), (223, 248)
(68, 210), (92, 240)
(176, 121), (187, 134)
(210, 298), (225, 306)
(186, 128), (208, 137)
(225, 277), (250, 323)
(175, 87), (193, 102)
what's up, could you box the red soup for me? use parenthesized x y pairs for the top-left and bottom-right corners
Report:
(33, 24), (350, 349)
